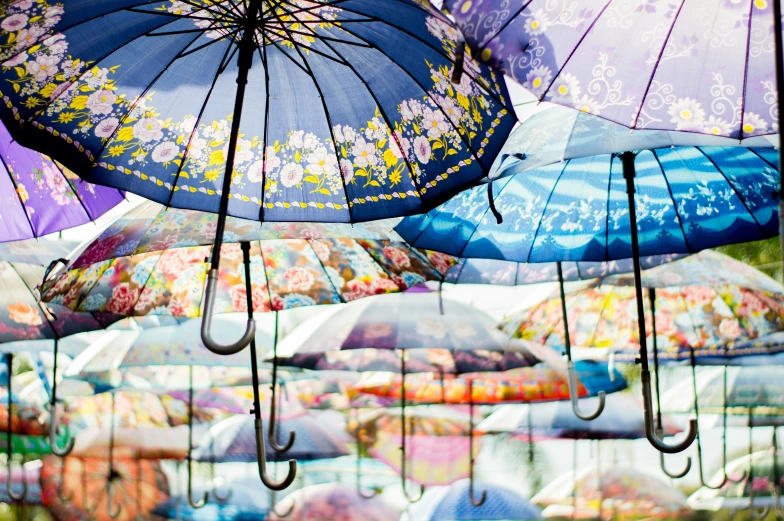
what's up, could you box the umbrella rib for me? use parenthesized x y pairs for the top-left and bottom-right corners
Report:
(455, 175), (517, 259)
(649, 149), (692, 252)
(538, 0), (613, 102)
(474, 0), (535, 55)
(691, 147), (769, 237)
(630, 0), (687, 129)
(178, 29), (243, 59)
(276, 8), (427, 207)
(257, 26), (272, 223)
(84, 31), (210, 169)
(525, 160), (571, 263)
(738, 1), (756, 140)
(0, 153), (37, 240)
(52, 160), (102, 223)
(166, 39), (235, 207)
(746, 147), (779, 171)
(30, 15), (196, 123)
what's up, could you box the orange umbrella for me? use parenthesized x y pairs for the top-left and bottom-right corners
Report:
(40, 455), (169, 521)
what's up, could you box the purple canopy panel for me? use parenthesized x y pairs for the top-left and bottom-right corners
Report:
(0, 122), (124, 242)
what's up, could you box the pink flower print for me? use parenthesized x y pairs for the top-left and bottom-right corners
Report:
(426, 251), (456, 275)
(718, 318), (742, 339)
(15, 27), (45, 49)
(309, 240), (331, 262)
(382, 246), (411, 268)
(95, 117), (120, 138)
(3, 52), (27, 67)
(284, 267), (315, 292)
(413, 136), (431, 164)
(86, 89), (116, 115)
(344, 279), (372, 301)
(351, 139), (378, 168)
(229, 284), (269, 312)
(1, 14), (28, 33)
(26, 55), (59, 82)
(300, 227), (324, 240)
(422, 108), (448, 138)
(132, 117), (164, 143)
(370, 277), (398, 294)
(106, 283), (138, 315)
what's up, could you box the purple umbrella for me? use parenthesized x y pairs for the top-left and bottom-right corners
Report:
(0, 122), (124, 242)
(446, 0), (779, 141)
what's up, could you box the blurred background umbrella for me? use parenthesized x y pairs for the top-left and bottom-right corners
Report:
(399, 479), (542, 521)
(532, 467), (692, 520)
(39, 454), (169, 521)
(267, 482), (401, 521)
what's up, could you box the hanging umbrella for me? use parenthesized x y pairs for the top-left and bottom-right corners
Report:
(0, 460), (42, 505)
(40, 454), (170, 521)
(533, 467), (692, 520)
(151, 477), (272, 521)
(353, 360), (625, 405)
(444, 0), (779, 141)
(399, 479), (542, 521)
(478, 394), (681, 441)
(0, 0), (516, 394)
(192, 412), (350, 464)
(688, 446), (784, 513)
(39, 200), (458, 491)
(0, 120), (124, 243)
(275, 290), (570, 504)
(267, 482), (401, 521)
(349, 405), (480, 487)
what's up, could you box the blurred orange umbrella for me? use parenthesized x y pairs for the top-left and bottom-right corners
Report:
(40, 454), (169, 521)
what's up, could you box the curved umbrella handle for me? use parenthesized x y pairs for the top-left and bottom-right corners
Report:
(107, 481), (122, 519)
(187, 462), (208, 509)
(49, 407), (75, 457)
(268, 384), (295, 454)
(254, 418), (296, 490)
(271, 495), (295, 518)
(403, 482), (425, 503)
(201, 269), (255, 355)
(749, 484), (771, 520)
(6, 457), (27, 501)
(658, 437), (691, 479)
(469, 481), (486, 507)
(567, 361), (605, 421)
(641, 370), (697, 453)
(211, 475), (232, 502)
(354, 411), (380, 500)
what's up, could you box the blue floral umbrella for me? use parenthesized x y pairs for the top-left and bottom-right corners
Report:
(397, 106), (783, 455)
(0, 0), (516, 381)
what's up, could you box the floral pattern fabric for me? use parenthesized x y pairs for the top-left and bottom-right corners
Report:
(447, 0), (778, 140)
(532, 467), (691, 520)
(502, 282), (784, 363)
(0, 0), (514, 223)
(0, 120), (123, 243)
(396, 147), (780, 262)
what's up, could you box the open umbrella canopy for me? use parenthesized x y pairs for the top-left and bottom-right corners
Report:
(351, 405), (480, 487)
(396, 145), (779, 262)
(533, 467), (691, 520)
(354, 360), (625, 405)
(40, 455), (170, 521)
(152, 477), (272, 521)
(688, 448), (784, 511)
(445, 0), (778, 140)
(502, 255), (784, 363)
(399, 479), (542, 521)
(193, 411), (349, 463)
(276, 291), (539, 362)
(0, 0), (514, 223)
(478, 393), (681, 441)
(0, 238), (80, 266)
(267, 482), (401, 521)
(0, 121), (124, 243)
(662, 366), (784, 422)
(40, 201), (452, 320)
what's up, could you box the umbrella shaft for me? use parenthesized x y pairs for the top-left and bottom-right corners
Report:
(210, 0), (263, 270)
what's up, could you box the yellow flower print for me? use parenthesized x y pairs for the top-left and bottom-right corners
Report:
(16, 184), (28, 203)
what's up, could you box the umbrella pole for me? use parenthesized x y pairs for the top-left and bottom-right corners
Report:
(199, 0), (261, 356)
(187, 366), (207, 508)
(748, 408), (771, 519)
(652, 289), (691, 478)
(527, 401), (534, 466)
(619, 152), (697, 453)
(355, 408), (379, 499)
(400, 350), (424, 503)
(107, 393), (121, 519)
(557, 262), (605, 420)
(241, 242), (295, 490)
(468, 380), (486, 506)
(773, 0), (784, 278)
(6, 354), (26, 502)
(50, 338), (74, 457)
(268, 311), (295, 453)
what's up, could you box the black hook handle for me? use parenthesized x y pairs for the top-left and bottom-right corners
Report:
(354, 409), (379, 499)
(254, 417), (297, 490)
(641, 370), (698, 453)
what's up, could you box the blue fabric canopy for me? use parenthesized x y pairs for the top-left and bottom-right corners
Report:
(0, 1), (515, 223)
(397, 147), (779, 262)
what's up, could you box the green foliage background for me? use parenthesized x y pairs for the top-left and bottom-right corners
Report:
(716, 238), (783, 283)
